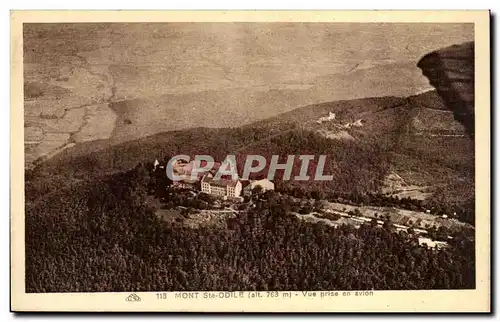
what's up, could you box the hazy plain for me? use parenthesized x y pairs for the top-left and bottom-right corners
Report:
(23, 23), (474, 165)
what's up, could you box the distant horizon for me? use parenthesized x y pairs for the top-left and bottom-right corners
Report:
(24, 23), (474, 97)
(23, 22), (474, 165)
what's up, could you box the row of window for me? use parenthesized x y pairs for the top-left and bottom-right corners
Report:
(201, 183), (240, 196)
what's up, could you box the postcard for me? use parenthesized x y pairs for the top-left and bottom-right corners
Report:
(10, 10), (490, 312)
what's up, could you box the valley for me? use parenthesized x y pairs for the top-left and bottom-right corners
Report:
(23, 23), (473, 167)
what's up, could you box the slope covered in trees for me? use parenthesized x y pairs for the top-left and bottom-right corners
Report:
(26, 166), (475, 292)
(247, 90), (474, 223)
(27, 126), (390, 201)
(26, 90), (475, 224)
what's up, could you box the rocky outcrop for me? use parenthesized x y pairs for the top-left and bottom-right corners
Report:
(417, 42), (475, 137)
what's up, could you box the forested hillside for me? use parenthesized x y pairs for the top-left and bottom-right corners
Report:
(25, 90), (476, 291)
(27, 90), (474, 224)
(26, 166), (475, 292)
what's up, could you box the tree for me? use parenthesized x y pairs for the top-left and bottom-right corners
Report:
(311, 189), (325, 200)
(383, 218), (394, 231)
(314, 199), (328, 212)
(252, 185), (264, 195)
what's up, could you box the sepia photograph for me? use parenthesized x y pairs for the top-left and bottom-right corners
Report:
(10, 10), (490, 312)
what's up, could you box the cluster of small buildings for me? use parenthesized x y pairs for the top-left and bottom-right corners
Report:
(417, 237), (448, 250)
(343, 119), (364, 128)
(154, 159), (275, 199)
(316, 112), (336, 124)
(315, 111), (364, 129)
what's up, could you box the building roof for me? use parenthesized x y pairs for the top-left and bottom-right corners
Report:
(250, 179), (275, 189)
(251, 178), (274, 184)
(173, 160), (221, 182)
(202, 174), (240, 188)
(241, 180), (252, 189)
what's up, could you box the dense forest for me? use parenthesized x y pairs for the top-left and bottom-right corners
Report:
(26, 166), (475, 292)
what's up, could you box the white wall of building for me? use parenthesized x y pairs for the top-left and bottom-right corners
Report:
(250, 179), (275, 192)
